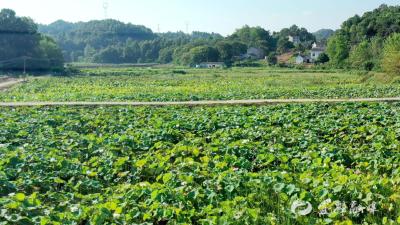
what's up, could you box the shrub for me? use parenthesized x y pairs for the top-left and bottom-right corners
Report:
(382, 33), (400, 75)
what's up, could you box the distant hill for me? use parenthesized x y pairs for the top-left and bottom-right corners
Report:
(38, 19), (226, 63)
(38, 19), (156, 62)
(313, 29), (335, 42)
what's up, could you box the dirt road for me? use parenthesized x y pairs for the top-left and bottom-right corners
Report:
(0, 78), (24, 91)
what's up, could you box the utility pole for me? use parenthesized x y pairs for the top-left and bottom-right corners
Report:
(23, 57), (26, 75)
(22, 56), (27, 82)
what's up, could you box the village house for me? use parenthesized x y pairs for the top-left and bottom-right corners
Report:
(310, 42), (326, 62)
(238, 47), (265, 60)
(295, 54), (311, 64)
(246, 47), (265, 59)
(288, 35), (301, 45)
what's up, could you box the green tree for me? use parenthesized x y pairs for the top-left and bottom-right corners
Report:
(382, 33), (400, 75)
(266, 53), (277, 65)
(93, 46), (122, 63)
(158, 47), (174, 64)
(183, 46), (220, 65)
(84, 44), (96, 62)
(0, 9), (64, 71)
(276, 37), (294, 54)
(349, 40), (373, 70)
(326, 32), (350, 67)
(316, 53), (330, 64)
(229, 26), (274, 53)
(216, 42), (234, 63)
(38, 36), (64, 70)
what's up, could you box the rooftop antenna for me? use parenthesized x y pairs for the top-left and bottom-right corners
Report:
(103, 0), (109, 19)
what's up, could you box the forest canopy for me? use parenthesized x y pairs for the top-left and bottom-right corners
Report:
(0, 9), (64, 71)
(327, 4), (400, 70)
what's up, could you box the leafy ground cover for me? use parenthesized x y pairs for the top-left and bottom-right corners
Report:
(1, 103), (399, 224)
(1, 68), (400, 102)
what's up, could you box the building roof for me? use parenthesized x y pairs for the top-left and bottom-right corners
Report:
(297, 55), (311, 60)
(311, 47), (325, 52)
(200, 62), (225, 65)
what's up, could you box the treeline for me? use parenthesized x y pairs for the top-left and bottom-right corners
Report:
(40, 19), (320, 66)
(2, 4), (399, 74)
(0, 9), (64, 71)
(326, 4), (400, 74)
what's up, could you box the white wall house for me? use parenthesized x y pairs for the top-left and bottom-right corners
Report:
(295, 55), (305, 64)
(310, 43), (326, 62)
(246, 47), (265, 59)
(288, 35), (301, 45)
(295, 55), (311, 64)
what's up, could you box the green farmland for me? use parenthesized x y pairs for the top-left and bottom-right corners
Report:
(0, 68), (400, 225)
(1, 68), (400, 102)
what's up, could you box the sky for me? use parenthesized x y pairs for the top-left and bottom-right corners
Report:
(1, 0), (399, 35)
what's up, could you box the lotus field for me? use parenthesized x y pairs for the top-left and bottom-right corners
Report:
(1, 68), (400, 102)
(0, 68), (400, 224)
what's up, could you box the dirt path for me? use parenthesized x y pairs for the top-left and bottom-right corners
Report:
(0, 78), (24, 91)
(0, 97), (400, 107)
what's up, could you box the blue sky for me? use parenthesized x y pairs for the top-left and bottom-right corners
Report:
(1, 0), (398, 35)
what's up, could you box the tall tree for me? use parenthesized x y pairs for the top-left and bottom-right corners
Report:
(0, 9), (64, 71)
(326, 32), (350, 67)
(382, 33), (400, 75)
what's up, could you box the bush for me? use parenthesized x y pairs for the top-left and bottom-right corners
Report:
(172, 70), (187, 75)
(382, 33), (400, 75)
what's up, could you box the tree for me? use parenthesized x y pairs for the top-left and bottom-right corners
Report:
(229, 26), (275, 53)
(266, 53), (277, 65)
(158, 47), (173, 64)
(313, 29), (335, 43)
(93, 46), (122, 63)
(84, 44), (96, 62)
(184, 46), (220, 65)
(216, 42), (234, 63)
(326, 32), (350, 67)
(276, 37), (294, 54)
(316, 53), (330, 64)
(382, 33), (400, 75)
(349, 40), (373, 69)
(38, 36), (64, 70)
(0, 9), (64, 71)
(324, 5), (400, 68)
(124, 40), (141, 63)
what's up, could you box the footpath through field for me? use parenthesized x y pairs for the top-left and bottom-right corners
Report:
(1, 98), (400, 107)
(0, 78), (25, 91)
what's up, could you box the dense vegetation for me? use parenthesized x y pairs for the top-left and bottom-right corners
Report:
(327, 4), (400, 72)
(1, 103), (399, 224)
(1, 68), (400, 102)
(0, 9), (64, 71)
(313, 29), (335, 44)
(39, 20), (316, 66)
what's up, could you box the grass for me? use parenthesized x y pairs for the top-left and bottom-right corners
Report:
(0, 67), (399, 102)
